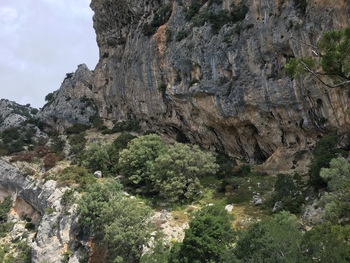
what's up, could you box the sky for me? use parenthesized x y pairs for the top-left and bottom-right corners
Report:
(0, 0), (99, 109)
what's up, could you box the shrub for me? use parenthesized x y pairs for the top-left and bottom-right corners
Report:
(65, 124), (87, 135)
(171, 206), (235, 263)
(309, 133), (338, 189)
(43, 153), (59, 170)
(234, 164), (251, 177)
(58, 166), (96, 191)
(112, 120), (141, 133)
(143, 4), (172, 36)
(151, 143), (218, 202)
(234, 212), (302, 262)
(176, 30), (189, 42)
(184, 1), (202, 21)
(231, 3), (249, 23)
(269, 174), (304, 214)
(119, 134), (167, 192)
(216, 153), (237, 178)
(77, 180), (152, 263)
(68, 132), (87, 156)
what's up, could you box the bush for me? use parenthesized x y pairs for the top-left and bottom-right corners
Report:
(151, 143), (218, 202)
(143, 4), (172, 36)
(112, 120), (141, 133)
(58, 166), (96, 191)
(216, 153), (237, 178)
(170, 206), (235, 263)
(309, 134), (338, 189)
(119, 134), (167, 192)
(234, 212), (302, 262)
(43, 153), (59, 170)
(77, 180), (152, 263)
(269, 174), (304, 214)
(65, 124), (87, 135)
(184, 1), (202, 21)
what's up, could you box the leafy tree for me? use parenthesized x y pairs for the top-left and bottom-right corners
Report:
(151, 143), (218, 202)
(77, 179), (152, 263)
(270, 174), (304, 214)
(171, 206), (235, 263)
(102, 198), (153, 263)
(77, 179), (122, 235)
(319, 157), (350, 222)
(308, 133), (338, 189)
(286, 27), (350, 88)
(118, 134), (167, 192)
(301, 223), (350, 262)
(58, 166), (96, 192)
(234, 211), (302, 263)
(82, 143), (110, 176)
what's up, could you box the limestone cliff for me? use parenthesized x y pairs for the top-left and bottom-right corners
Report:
(50, 0), (350, 162)
(87, 0), (350, 162)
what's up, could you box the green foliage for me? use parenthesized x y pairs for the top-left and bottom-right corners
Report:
(112, 120), (141, 133)
(286, 27), (350, 87)
(151, 143), (219, 202)
(269, 174), (304, 214)
(82, 143), (110, 176)
(215, 153), (237, 178)
(231, 3), (249, 23)
(184, 1), (202, 21)
(143, 4), (172, 36)
(170, 206), (235, 263)
(102, 198), (153, 263)
(119, 134), (167, 192)
(319, 157), (350, 222)
(68, 132), (87, 156)
(308, 133), (338, 189)
(141, 239), (171, 263)
(301, 223), (350, 262)
(65, 124), (87, 135)
(45, 92), (54, 102)
(58, 166), (96, 191)
(285, 57), (316, 77)
(77, 179), (123, 235)
(0, 197), (13, 238)
(234, 211), (302, 262)
(77, 179), (152, 263)
(176, 30), (188, 42)
(50, 135), (65, 156)
(0, 198), (13, 222)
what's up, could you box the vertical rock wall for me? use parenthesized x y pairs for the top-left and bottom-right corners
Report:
(88, 0), (350, 161)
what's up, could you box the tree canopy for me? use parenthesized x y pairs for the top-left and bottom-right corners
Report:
(286, 27), (350, 88)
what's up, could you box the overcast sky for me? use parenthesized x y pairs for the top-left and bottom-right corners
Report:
(0, 0), (99, 109)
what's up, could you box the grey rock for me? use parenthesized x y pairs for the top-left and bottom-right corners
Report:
(253, 194), (262, 206)
(225, 204), (233, 212)
(84, 0), (350, 163)
(303, 202), (325, 225)
(94, 170), (102, 178)
(273, 201), (283, 213)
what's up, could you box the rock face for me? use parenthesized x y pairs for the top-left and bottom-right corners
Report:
(39, 64), (97, 133)
(86, 0), (350, 162)
(0, 160), (81, 263)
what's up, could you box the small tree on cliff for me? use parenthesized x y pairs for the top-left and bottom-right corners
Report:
(286, 27), (350, 88)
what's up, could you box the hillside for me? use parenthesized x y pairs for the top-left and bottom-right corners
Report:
(1, 0), (350, 262)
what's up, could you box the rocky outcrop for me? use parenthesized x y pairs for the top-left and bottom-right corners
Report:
(39, 64), (97, 133)
(84, 0), (350, 162)
(0, 160), (81, 263)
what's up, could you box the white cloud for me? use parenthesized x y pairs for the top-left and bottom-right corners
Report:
(0, 6), (18, 23)
(0, 0), (99, 108)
